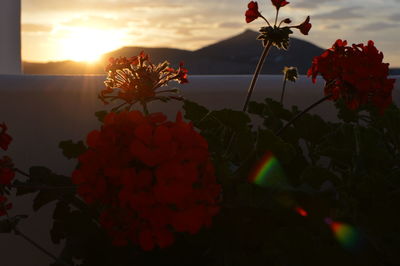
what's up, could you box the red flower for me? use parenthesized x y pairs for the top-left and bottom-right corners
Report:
(0, 195), (12, 216)
(73, 110), (221, 250)
(293, 16), (312, 35)
(105, 56), (139, 72)
(271, 0), (289, 9)
(307, 39), (396, 113)
(100, 52), (188, 107)
(0, 156), (15, 185)
(245, 1), (261, 23)
(0, 123), (12, 151)
(168, 62), (189, 84)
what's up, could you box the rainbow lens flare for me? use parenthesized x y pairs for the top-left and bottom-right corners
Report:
(325, 218), (362, 250)
(248, 152), (287, 188)
(295, 207), (308, 217)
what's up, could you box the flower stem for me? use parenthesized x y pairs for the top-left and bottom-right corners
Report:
(274, 9), (279, 27)
(260, 15), (271, 27)
(13, 168), (30, 178)
(13, 228), (72, 266)
(0, 205), (71, 266)
(242, 41), (273, 112)
(276, 94), (333, 136)
(280, 73), (288, 104)
(111, 102), (128, 112)
(142, 102), (149, 115)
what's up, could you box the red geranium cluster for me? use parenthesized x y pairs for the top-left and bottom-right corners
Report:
(0, 123), (14, 217)
(72, 110), (221, 250)
(100, 51), (188, 108)
(308, 39), (396, 113)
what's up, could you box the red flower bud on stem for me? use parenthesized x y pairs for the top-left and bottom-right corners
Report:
(293, 16), (312, 35)
(245, 1), (261, 23)
(271, 0), (289, 10)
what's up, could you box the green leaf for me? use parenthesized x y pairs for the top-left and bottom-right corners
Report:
(50, 201), (71, 244)
(183, 100), (210, 127)
(95, 110), (108, 123)
(59, 140), (87, 159)
(300, 166), (339, 189)
(292, 112), (333, 143)
(256, 129), (296, 165)
(15, 166), (75, 212)
(335, 99), (361, 123)
(14, 179), (37, 196)
(0, 219), (12, 233)
(210, 109), (252, 133)
(0, 215), (28, 233)
(33, 190), (62, 212)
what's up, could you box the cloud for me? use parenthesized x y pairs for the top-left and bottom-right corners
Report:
(218, 22), (243, 29)
(356, 22), (399, 31)
(292, 0), (341, 9)
(22, 23), (52, 32)
(389, 13), (400, 20)
(61, 16), (128, 29)
(20, 0), (400, 66)
(313, 7), (364, 20)
(322, 24), (342, 30)
(175, 28), (192, 36)
(23, 0), (183, 12)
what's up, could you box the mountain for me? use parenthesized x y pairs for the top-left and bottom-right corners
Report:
(22, 30), (400, 75)
(100, 30), (325, 75)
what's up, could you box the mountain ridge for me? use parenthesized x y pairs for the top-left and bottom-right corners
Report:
(23, 30), (400, 75)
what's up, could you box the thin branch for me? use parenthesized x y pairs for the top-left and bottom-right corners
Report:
(280, 73), (288, 104)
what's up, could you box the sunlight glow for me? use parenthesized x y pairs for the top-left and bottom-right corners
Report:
(58, 27), (125, 62)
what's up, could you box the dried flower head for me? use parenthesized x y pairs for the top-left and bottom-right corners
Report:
(100, 52), (188, 110)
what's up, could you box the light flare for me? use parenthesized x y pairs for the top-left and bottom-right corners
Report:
(295, 207), (308, 217)
(248, 152), (287, 187)
(325, 218), (362, 250)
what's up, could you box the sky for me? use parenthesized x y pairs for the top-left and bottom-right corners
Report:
(21, 0), (400, 67)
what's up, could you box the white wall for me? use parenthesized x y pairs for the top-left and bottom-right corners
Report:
(0, 0), (22, 74)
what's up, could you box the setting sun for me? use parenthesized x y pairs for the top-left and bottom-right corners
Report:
(58, 27), (125, 62)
